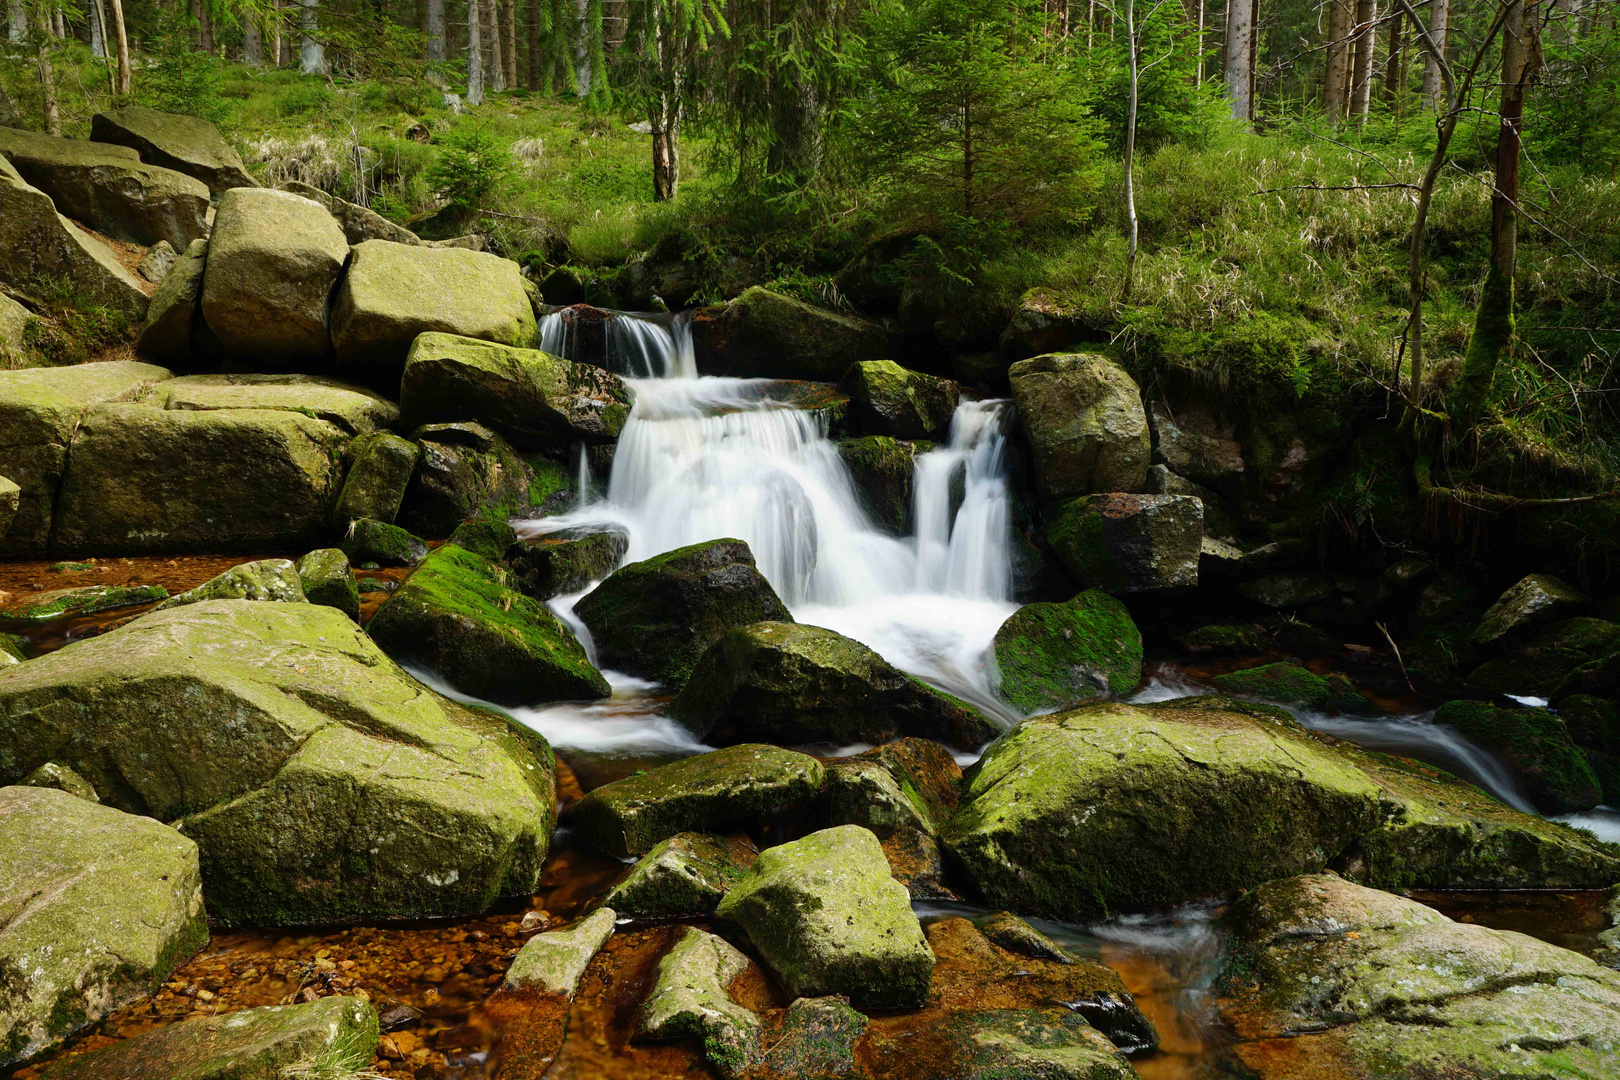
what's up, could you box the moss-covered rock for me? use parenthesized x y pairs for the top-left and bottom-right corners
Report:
(837, 360), (957, 440)
(750, 996), (867, 1080)
(1216, 873), (1620, 1080)
(367, 544), (608, 706)
(603, 833), (758, 918)
(827, 738), (962, 839)
(1467, 617), (1620, 698)
(154, 559), (305, 611)
(502, 907), (616, 998)
(892, 1009), (1136, 1080)
(21, 761), (98, 801)
(1008, 353), (1149, 498)
(0, 476), (17, 541)
(992, 590), (1143, 714)
(340, 517), (428, 567)
(400, 332), (630, 451)
(399, 422), (537, 538)
(447, 514), (517, 562)
(575, 539), (792, 686)
(1472, 573), (1589, 648)
(1236, 571), (1334, 608)
(1179, 623), (1270, 656)
(0, 583), (167, 622)
(138, 373), (399, 435)
(999, 287), (1090, 362)
(691, 287), (889, 381)
(636, 926), (761, 1080)
(333, 431), (420, 526)
(39, 997), (378, 1080)
(836, 436), (924, 535)
(715, 825), (933, 1009)
(136, 237), (207, 363)
(567, 744), (826, 858)
(974, 912), (1076, 965)
(1046, 493), (1203, 594)
(508, 529), (628, 600)
(1559, 694), (1620, 753)
(294, 548), (359, 621)
(1434, 699), (1601, 814)
(90, 105), (257, 198)
(0, 786), (207, 1068)
(1212, 662), (1367, 711)
(0, 633), (23, 666)
(940, 697), (1620, 922)
(0, 600), (558, 926)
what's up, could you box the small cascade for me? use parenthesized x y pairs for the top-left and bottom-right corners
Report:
(537, 304), (697, 378)
(913, 400), (1012, 599)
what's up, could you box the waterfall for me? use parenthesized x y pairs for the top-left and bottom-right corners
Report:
(913, 400), (1012, 598)
(537, 306), (698, 379)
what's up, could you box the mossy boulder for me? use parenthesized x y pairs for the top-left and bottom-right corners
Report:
(446, 514), (517, 562)
(333, 431), (420, 526)
(136, 237), (208, 363)
(366, 543), (609, 706)
(575, 539), (792, 686)
(566, 744), (826, 858)
(1472, 573), (1589, 648)
(22, 761), (98, 800)
(400, 332), (630, 451)
(836, 436), (924, 535)
(837, 360), (957, 440)
(826, 738), (962, 839)
(940, 697), (1620, 922)
(750, 996), (867, 1080)
(39, 997), (379, 1080)
(999, 287), (1090, 362)
(154, 559), (305, 610)
(604, 832), (759, 918)
(1046, 493), (1203, 594)
(0, 633), (24, 666)
(670, 621), (997, 750)
(691, 287), (889, 381)
(0, 476), (15, 541)
(636, 926), (762, 1080)
(398, 421), (537, 538)
(1212, 662), (1368, 711)
(332, 241), (537, 370)
(502, 907), (616, 998)
(90, 105), (257, 197)
(992, 590), (1143, 714)
(1560, 694), (1620, 754)
(1217, 874), (1620, 1080)
(139, 373), (399, 434)
(715, 825), (934, 1009)
(1467, 617), (1620, 698)
(0, 786), (207, 1068)
(1434, 699), (1601, 814)
(0, 600), (558, 926)
(508, 529), (628, 600)
(0, 584), (167, 622)
(1008, 353), (1149, 498)
(294, 548), (359, 621)
(340, 517), (427, 567)
(1179, 623), (1270, 656)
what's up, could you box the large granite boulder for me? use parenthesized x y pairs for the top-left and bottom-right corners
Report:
(400, 332), (629, 451)
(331, 241), (537, 369)
(90, 105), (257, 198)
(0, 600), (558, 926)
(1434, 699), (1601, 814)
(294, 548), (359, 621)
(603, 832), (759, 918)
(333, 430), (419, 525)
(837, 360), (957, 440)
(0, 361), (173, 556)
(636, 926), (762, 1079)
(141, 372), (398, 433)
(1046, 493), (1203, 593)
(825, 738), (965, 898)
(135, 237), (207, 362)
(0, 156), (148, 322)
(1217, 874), (1620, 1080)
(366, 543), (610, 706)
(1468, 617), (1620, 698)
(38, 997), (379, 1080)
(279, 180), (424, 245)
(692, 287), (889, 381)
(1473, 573), (1589, 648)
(0, 786), (207, 1068)
(567, 744), (826, 858)
(669, 621), (997, 751)
(992, 589), (1143, 714)
(837, 436), (924, 535)
(575, 539), (792, 686)
(0, 126), (210, 250)
(200, 188), (348, 365)
(397, 421), (537, 537)
(940, 696), (1620, 922)
(715, 825), (934, 1008)
(154, 558), (306, 610)
(1008, 353), (1149, 498)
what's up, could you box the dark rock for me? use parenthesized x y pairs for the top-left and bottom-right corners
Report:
(751, 996), (867, 1080)
(1046, 493), (1202, 594)
(1474, 573), (1590, 648)
(1178, 623), (1270, 656)
(1468, 618), (1620, 698)
(294, 548), (359, 621)
(1212, 662), (1368, 711)
(1434, 699), (1601, 814)
(992, 590), (1143, 713)
(508, 529), (627, 600)
(340, 518), (427, 567)
(691, 288), (888, 381)
(838, 436), (925, 535)
(334, 431), (421, 526)
(1237, 570), (1334, 608)
(998, 287), (1090, 362)
(398, 422), (536, 538)
(836, 360), (957, 440)
(136, 237), (207, 363)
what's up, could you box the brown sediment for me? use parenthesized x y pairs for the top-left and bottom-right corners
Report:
(1414, 889), (1612, 957)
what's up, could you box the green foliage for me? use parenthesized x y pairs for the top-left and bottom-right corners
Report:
(138, 12), (229, 124)
(425, 124), (515, 215)
(1090, 1), (1230, 153)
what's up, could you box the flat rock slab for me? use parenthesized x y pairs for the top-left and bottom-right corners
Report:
(0, 583), (166, 622)
(636, 926), (761, 1080)
(91, 105), (258, 198)
(503, 907), (617, 997)
(140, 373), (400, 435)
(604, 832), (759, 918)
(154, 559), (305, 610)
(0, 786), (207, 1068)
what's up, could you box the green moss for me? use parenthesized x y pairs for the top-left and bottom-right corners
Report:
(1179, 623), (1269, 656)
(1212, 662), (1341, 709)
(993, 590), (1143, 714)
(339, 517), (427, 567)
(1434, 700), (1602, 814)
(447, 512), (517, 561)
(2, 584), (167, 622)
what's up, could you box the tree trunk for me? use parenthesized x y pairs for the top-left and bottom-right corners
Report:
(1383, 8), (1405, 105)
(1124, 0), (1141, 297)
(89, 0), (103, 57)
(527, 0), (542, 90)
(501, 0), (518, 89)
(244, 13), (263, 64)
(652, 130), (677, 201)
(1554, 0), (1578, 44)
(485, 0), (505, 90)
(1195, 0), (1205, 83)
(428, 0), (445, 61)
(301, 0), (324, 74)
(1222, 0), (1253, 120)
(1350, 0), (1377, 119)
(50, 6), (60, 36)
(7, 1), (25, 44)
(269, 0), (284, 66)
(1421, 0), (1449, 109)
(38, 34), (60, 136)
(1324, 0), (1353, 122)
(467, 0), (485, 105)
(573, 0), (590, 94)
(109, 0), (128, 92)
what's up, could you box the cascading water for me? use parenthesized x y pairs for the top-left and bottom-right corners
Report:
(537, 307), (698, 379)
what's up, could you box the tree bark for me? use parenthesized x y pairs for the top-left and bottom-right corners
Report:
(1223, 0), (1253, 120)
(1124, 0), (1141, 297)
(109, 0), (128, 91)
(244, 13), (264, 64)
(1421, 0), (1449, 109)
(88, 0), (103, 57)
(38, 33), (60, 136)
(1324, 0), (1354, 122)
(301, 0), (325, 74)
(467, 0), (486, 104)
(7, 1), (25, 44)
(1351, 0), (1377, 119)
(1383, 7), (1405, 105)
(485, 0), (506, 90)
(428, 0), (445, 61)
(501, 0), (518, 88)
(527, 0), (542, 90)
(573, 0), (590, 94)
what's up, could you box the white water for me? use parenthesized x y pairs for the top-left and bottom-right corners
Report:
(537, 307), (699, 379)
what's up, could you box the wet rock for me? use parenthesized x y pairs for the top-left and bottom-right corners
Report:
(827, 738), (961, 839)
(974, 912), (1075, 964)
(604, 833), (759, 918)
(636, 926), (762, 1080)
(992, 589), (1143, 713)
(139, 372), (399, 434)
(717, 825), (932, 1008)
(294, 548), (358, 621)
(1046, 493), (1202, 593)
(1009, 353), (1149, 498)
(1599, 885), (1620, 969)
(1217, 873), (1620, 1080)
(1473, 573), (1589, 648)
(1412, 569), (1478, 623)
(136, 237), (207, 362)
(1178, 623), (1269, 656)
(670, 621), (997, 751)
(0, 583), (166, 622)
(0, 786), (207, 1068)
(0, 157), (149, 322)
(38, 996), (379, 1080)
(400, 332), (630, 451)
(1434, 700), (1601, 814)
(503, 907), (617, 997)
(1212, 662), (1368, 711)
(1467, 617), (1620, 698)
(753, 996), (867, 1080)
(898, 1009), (1137, 1080)
(135, 239), (177, 283)
(398, 421), (536, 538)
(576, 538), (792, 687)
(837, 360), (957, 440)
(508, 529), (627, 600)
(200, 188), (348, 365)
(692, 287), (889, 382)
(0, 126), (210, 251)
(367, 543), (609, 706)
(155, 558), (306, 610)
(837, 436), (924, 535)
(567, 744), (826, 858)
(332, 241), (537, 370)
(334, 431), (420, 526)
(90, 105), (258, 198)
(446, 514), (516, 562)
(340, 517), (427, 567)
(1148, 400), (1245, 498)
(998, 287), (1089, 362)
(0, 600), (558, 926)
(21, 761), (98, 801)
(940, 696), (1620, 922)
(1559, 695), (1620, 800)
(1237, 570), (1334, 608)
